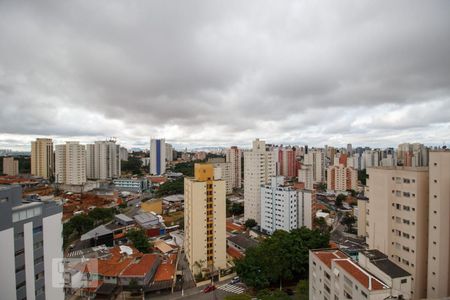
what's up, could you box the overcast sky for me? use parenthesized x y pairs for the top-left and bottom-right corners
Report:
(1, 1), (449, 150)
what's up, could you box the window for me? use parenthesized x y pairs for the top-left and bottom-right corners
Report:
(401, 279), (407, 284)
(33, 226), (43, 235)
(15, 249), (24, 257)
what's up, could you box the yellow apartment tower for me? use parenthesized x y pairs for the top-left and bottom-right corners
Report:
(31, 138), (54, 179)
(184, 163), (227, 275)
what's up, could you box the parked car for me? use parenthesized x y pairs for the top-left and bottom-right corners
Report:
(230, 276), (240, 284)
(203, 285), (216, 293)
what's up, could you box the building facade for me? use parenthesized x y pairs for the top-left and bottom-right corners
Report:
(303, 149), (325, 184)
(365, 167), (429, 299)
(426, 151), (450, 298)
(86, 140), (121, 180)
(150, 139), (166, 175)
(327, 165), (358, 192)
(3, 156), (19, 176)
(0, 185), (64, 300)
(184, 164), (226, 274)
(212, 162), (233, 194)
(226, 146), (242, 189)
(243, 139), (275, 225)
(55, 142), (87, 185)
(31, 138), (54, 179)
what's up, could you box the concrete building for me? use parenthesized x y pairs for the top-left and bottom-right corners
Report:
(119, 147), (129, 161)
(397, 143), (428, 167)
(86, 140), (121, 180)
(0, 185), (64, 300)
(184, 164), (227, 274)
(303, 149), (325, 183)
(260, 176), (297, 234)
(55, 142), (86, 186)
(226, 146), (242, 189)
(357, 197), (368, 238)
(165, 143), (173, 162)
(310, 249), (412, 300)
(365, 167), (429, 299)
(113, 178), (148, 193)
(31, 138), (54, 179)
(297, 189), (314, 229)
(298, 164), (313, 190)
(243, 139), (275, 225)
(3, 156), (19, 176)
(426, 151), (450, 298)
(211, 162), (233, 194)
(327, 164), (358, 192)
(276, 146), (300, 178)
(150, 139), (166, 175)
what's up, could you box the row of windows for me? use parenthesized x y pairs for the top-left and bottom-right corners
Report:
(12, 207), (42, 223)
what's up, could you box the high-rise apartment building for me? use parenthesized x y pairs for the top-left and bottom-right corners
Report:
(276, 146), (300, 178)
(0, 185), (64, 300)
(365, 167), (429, 299)
(211, 162), (232, 194)
(261, 176), (297, 234)
(184, 164), (226, 274)
(298, 164), (313, 190)
(303, 149), (325, 183)
(165, 143), (173, 162)
(243, 139), (275, 224)
(86, 140), (121, 180)
(427, 151), (450, 298)
(260, 175), (314, 234)
(31, 138), (54, 179)
(119, 147), (129, 161)
(327, 165), (358, 192)
(150, 138), (166, 175)
(226, 146), (242, 189)
(3, 156), (19, 176)
(55, 142), (87, 185)
(397, 143), (429, 167)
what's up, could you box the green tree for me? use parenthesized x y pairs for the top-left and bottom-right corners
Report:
(225, 294), (252, 300)
(244, 219), (257, 229)
(296, 280), (309, 300)
(121, 157), (143, 175)
(88, 208), (114, 225)
(235, 227), (329, 290)
(126, 229), (151, 253)
(313, 217), (329, 234)
(340, 214), (356, 233)
(317, 182), (327, 192)
(172, 162), (195, 176)
(155, 178), (184, 197)
(335, 194), (346, 208)
(230, 202), (244, 216)
(358, 169), (367, 185)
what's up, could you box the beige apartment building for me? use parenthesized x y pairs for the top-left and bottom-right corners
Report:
(31, 138), (54, 179)
(427, 151), (450, 298)
(243, 139), (275, 224)
(211, 161), (233, 194)
(55, 142), (87, 186)
(226, 146), (242, 189)
(366, 167), (429, 299)
(184, 163), (227, 275)
(86, 140), (121, 180)
(2, 156), (19, 176)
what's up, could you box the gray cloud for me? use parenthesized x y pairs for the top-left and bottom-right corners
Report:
(1, 0), (450, 150)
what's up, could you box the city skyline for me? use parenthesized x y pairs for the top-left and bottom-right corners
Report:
(1, 1), (450, 150)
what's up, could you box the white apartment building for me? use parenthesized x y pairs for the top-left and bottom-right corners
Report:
(3, 156), (19, 176)
(260, 176), (297, 234)
(397, 143), (428, 167)
(0, 185), (64, 300)
(298, 164), (313, 190)
(303, 149), (325, 183)
(165, 143), (173, 162)
(310, 249), (397, 300)
(184, 164), (226, 274)
(427, 150), (450, 298)
(243, 139), (275, 225)
(226, 146), (242, 189)
(55, 142), (86, 185)
(119, 146), (129, 161)
(150, 138), (166, 175)
(86, 140), (121, 180)
(365, 167), (429, 299)
(297, 189), (314, 229)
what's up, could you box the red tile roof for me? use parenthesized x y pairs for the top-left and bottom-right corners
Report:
(154, 254), (177, 282)
(227, 246), (243, 259)
(313, 250), (347, 268)
(121, 254), (159, 277)
(334, 259), (386, 291)
(226, 222), (244, 233)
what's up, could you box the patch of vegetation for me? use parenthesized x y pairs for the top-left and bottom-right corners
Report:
(126, 228), (151, 253)
(155, 178), (184, 197)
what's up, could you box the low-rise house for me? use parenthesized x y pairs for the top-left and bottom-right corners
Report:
(227, 234), (259, 257)
(120, 254), (160, 286)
